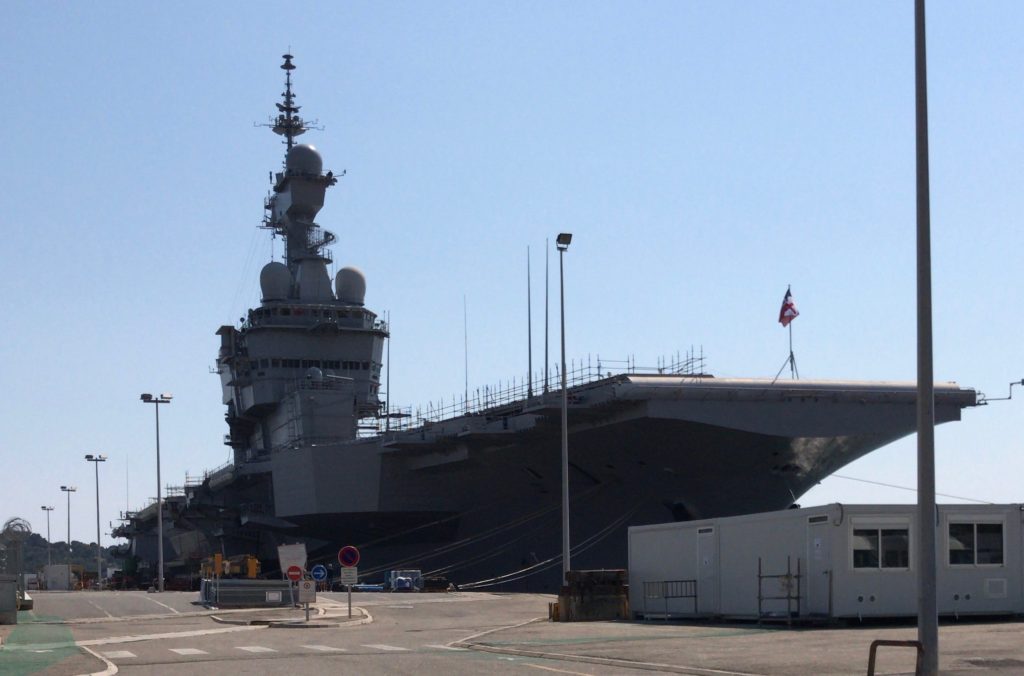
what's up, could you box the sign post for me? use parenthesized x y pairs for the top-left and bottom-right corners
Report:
(311, 563), (328, 591)
(286, 565), (303, 610)
(338, 546), (360, 618)
(297, 579), (316, 622)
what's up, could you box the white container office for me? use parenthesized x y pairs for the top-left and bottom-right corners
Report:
(628, 503), (1023, 620)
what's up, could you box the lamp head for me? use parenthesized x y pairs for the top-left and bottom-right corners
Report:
(140, 393), (153, 402)
(556, 232), (572, 251)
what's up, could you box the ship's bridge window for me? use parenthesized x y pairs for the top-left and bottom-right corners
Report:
(259, 359), (268, 368)
(853, 527), (909, 569)
(281, 308), (291, 316)
(949, 521), (1003, 566)
(271, 359), (280, 368)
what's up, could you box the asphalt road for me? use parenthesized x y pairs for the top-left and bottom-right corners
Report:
(5, 590), (1024, 675)
(4, 590), (654, 675)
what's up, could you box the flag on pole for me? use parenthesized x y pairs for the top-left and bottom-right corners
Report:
(778, 286), (799, 327)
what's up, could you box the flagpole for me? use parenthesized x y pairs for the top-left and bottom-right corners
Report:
(788, 323), (798, 379)
(773, 286), (799, 383)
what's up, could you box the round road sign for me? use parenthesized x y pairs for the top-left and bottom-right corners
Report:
(310, 564), (328, 581)
(286, 565), (303, 581)
(338, 545), (360, 567)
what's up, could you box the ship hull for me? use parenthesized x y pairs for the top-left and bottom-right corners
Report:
(119, 376), (976, 591)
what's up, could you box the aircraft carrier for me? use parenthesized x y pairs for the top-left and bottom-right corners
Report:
(113, 55), (978, 591)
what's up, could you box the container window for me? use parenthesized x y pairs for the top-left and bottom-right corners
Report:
(853, 529), (879, 568)
(948, 523), (974, 565)
(950, 522), (1003, 566)
(978, 524), (1004, 565)
(853, 527), (909, 569)
(881, 529), (909, 568)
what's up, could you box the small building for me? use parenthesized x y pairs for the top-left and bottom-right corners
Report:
(628, 503), (1023, 620)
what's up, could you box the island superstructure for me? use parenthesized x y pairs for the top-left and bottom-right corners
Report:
(113, 55), (978, 591)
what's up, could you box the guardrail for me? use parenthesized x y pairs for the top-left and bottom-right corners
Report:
(641, 579), (697, 619)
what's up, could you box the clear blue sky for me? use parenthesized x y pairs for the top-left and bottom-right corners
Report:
(2, 1), (1020, 545)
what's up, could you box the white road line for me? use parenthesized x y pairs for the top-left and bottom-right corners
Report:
(142, 595), (182, 614)
(522, 664), (595, 675)
(301, 645), (347, 652)
(85, 599), (116, 619)
(425, 644), (468, 651)
(76, 624), (264, 648)
(237, 646), (278, 653)
(102, 650), (137, 659)
(363, 644), (410, 651)
(168, 648), (208, 655)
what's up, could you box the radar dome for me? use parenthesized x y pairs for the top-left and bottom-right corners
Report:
(286, 144), (323, 175)
(260, 262), (292, 300)
(305, 367), (324, 382)
(335, 266), (367, 305)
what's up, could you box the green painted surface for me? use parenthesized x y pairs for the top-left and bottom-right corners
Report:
(0, 611), (78, 676)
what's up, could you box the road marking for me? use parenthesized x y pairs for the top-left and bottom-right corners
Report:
(522, 664), (594, 675)
(168, 648), (208, 655)
(363, 644), (410, 651)
(102, 650), (137, 659)
(85, 599), (116, 619)
(143, 595), (182, 614)
(302, 645), (347, 652)
(425, 644), (468, 651)
(386, 605), (415, 609)
(75, 624), (264, 648)
(237, 645), (277, 653)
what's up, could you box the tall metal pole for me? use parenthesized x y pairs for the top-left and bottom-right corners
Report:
(914, 1), (938, 673)
(85, 454), (106, 588)
(155, 401), (164, 593)
(527, 246), (533, 398)
(142, 393), (171, 593)
(41, 506), (54, 567)
(544, 240), (549, 394)
(95, 460), (101, 586)
(61, 488), (74, 559)
(556, 233), (572, 579)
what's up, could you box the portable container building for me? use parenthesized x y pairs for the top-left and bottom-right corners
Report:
(628, 503), (1023, 620)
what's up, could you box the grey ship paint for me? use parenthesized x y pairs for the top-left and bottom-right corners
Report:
(114, 55), (978, 591)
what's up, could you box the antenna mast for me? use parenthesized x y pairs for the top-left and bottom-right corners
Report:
(274, 54), (305, 150)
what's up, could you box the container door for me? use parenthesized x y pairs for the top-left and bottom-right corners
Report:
(807, 519), (831, 616)
(697, 527), (718, 615)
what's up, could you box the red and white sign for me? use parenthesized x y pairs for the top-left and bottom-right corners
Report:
(338, 545), (360, 567)
(286, 565), (303, 581)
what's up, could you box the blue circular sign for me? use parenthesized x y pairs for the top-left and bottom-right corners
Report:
(311, 564), (328, 581)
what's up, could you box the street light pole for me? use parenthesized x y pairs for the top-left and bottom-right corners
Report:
(40, 506), (55, 567)
(85, 454), (107, 589)
(556, 232), (572, 580)
(60, 485), (76, 590)
(141, 393), (172, 592)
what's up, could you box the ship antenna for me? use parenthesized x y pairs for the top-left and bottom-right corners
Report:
(258, 53), (322, 151)
(527, 246), (533, 398)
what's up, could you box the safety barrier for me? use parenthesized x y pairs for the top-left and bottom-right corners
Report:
(641, 579), (697, 619)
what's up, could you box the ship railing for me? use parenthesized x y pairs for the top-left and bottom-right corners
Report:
(205, 460), (234, 479)
(360, 350), (708, 437)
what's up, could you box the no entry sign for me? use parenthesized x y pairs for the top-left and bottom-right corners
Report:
(286, 565), (303, 581)
(338, 545), (360, 567)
